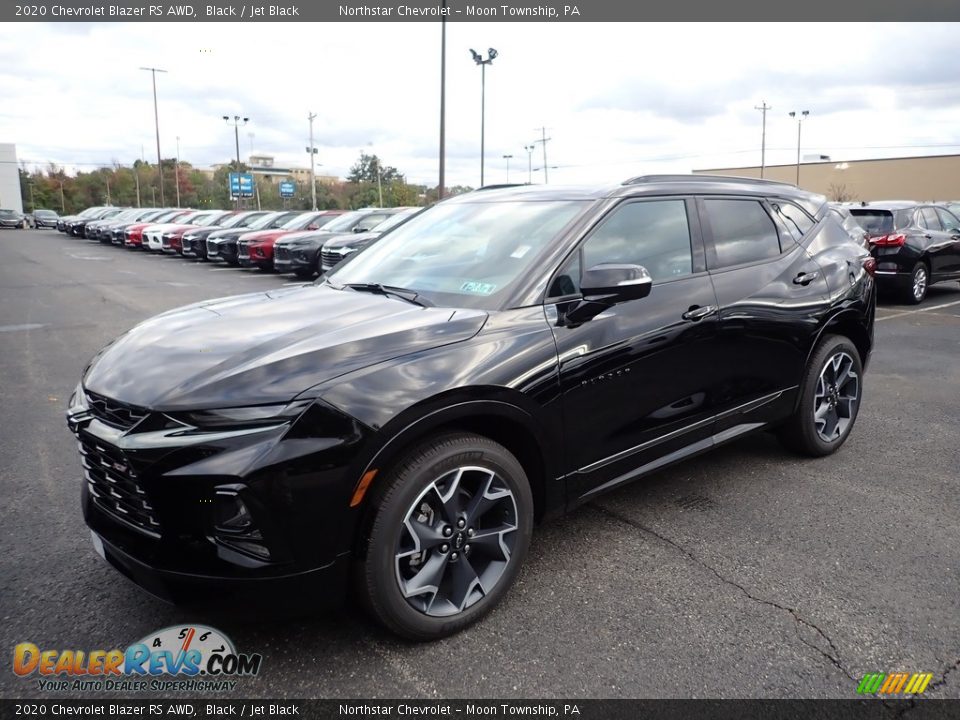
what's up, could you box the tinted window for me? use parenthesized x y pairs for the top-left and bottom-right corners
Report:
(936, 207), (960, 231)
(581, 200), (693, 282)
(704, 199), (781, 269)
(771, 201), (814, 240)
(920, 207), (941, 231)
(849, 210), (895, 234)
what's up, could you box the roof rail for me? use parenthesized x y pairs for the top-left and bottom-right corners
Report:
(621, 174), (796, 188)
(474, 183), (529, 192)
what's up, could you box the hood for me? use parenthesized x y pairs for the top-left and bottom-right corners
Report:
(83, 284), (488, 411)
(323, 229), (382, 251)
(207, 228), (247, 243)
(238, 229), (289, 244)
(162, 223), (202, 235)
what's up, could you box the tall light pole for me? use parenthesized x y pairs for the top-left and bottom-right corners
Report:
(470, 47), (498, 187)
(788, 110), (810, 185)
(140, 67), (167, 207)
(502, 154), (513, 183)
(438, 0), (447, 200)
(533, 127), (551, 184)
(524, 144), (535, 184)
(307, 112), (318, 211)
(375, 155), (383, 208)
(223, 115), (249, 209)
(175, 135), (181, 208)
(754, 101), (771, 178)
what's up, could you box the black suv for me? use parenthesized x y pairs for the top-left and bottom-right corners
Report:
(849, 202), (960, 304)
(67, 176), (876, 640)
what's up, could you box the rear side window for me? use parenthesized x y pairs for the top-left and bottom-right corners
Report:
(919, 207), (941, 230)
(703, 199), (781, 269)
(771, 201), (815, 240)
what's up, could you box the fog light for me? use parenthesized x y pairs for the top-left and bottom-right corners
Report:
(214, 489), (271, 561)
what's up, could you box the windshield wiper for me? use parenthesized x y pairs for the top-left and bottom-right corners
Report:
(335, 282), (433, 308)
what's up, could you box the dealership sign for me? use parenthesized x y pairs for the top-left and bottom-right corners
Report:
(228, 173), (255, 198)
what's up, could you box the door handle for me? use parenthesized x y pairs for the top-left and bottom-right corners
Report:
(923, 233), (933, 239)
(682, 305), (716, 321)
(793, 271), (819, 286)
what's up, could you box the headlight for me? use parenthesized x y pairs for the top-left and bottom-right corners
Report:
(340, 247), (360, 256)
(175, 399), (313, 429)
(68, 382), (89, 412)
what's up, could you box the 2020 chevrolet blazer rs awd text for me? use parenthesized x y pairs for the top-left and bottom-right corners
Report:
(67, 176), (876, 640)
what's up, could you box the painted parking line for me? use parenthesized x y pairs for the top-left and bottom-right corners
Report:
(876, 298), (960, 322)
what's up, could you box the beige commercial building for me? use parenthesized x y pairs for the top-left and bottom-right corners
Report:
(694, 154), (960, 203)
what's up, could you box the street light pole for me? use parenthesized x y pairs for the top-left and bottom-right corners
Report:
(470, 48), (498, 187)
(223, 115), (249, 209)
(788, 110), (810, 185)
(502, 154), (513, 183)
(533, 127), (551, 184)
(524, 144), (535, 184)
(754, 101), (771, 178)
(140, 67), (167, 207)
(175, 135), (181, 208)
(307, 112), (318, 211)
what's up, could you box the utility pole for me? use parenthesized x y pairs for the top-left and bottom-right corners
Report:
(307, 112), (318, 211)
(223, 115), (249, 210)
(59, 179), (65, 213)
(524, 144), (535, 184)
(789, 110), (810, 185)
(175, 135), (181, 208)
(105, 178), (111, 205)
(375, 155), (383, 208)
(754, 101), (771, 178)
(533, 127), (551, 184)
(140, 66), (167, 207)
(502, 154), (513, 183)
(438, 0), (447, 200)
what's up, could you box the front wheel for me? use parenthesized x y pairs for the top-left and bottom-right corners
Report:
(358, 433), (533, 640)
(778, 335), (863, 457)
(294, 268), (314, 280)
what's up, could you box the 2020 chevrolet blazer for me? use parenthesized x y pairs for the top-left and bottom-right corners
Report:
(67, 176), (876, 640)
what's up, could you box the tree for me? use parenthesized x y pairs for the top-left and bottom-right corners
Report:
(827, 183), (857, 203)
(347, 152), (402, 184)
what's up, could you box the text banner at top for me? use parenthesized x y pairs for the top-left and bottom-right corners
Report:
(6, 0), (960, 22)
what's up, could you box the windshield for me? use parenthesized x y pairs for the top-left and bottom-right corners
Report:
(328, 200), (588, 309)
(849, 209), (911, 234)
(373, 208), (421, 233)
(281, 213), (321, 230)
(193, 212), (227, 227)
(35, 210), (57, 217)
(320, 211), (370, 233)
(246, 212), (290, 230)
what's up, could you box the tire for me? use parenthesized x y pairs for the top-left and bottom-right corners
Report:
(903, 262), (928, 305)
(778, 335), (863, 457)
(294, 269), (314, 280)
(358, 433), (534, 641)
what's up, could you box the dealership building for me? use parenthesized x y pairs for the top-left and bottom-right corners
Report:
(694, 153), (960, 203)
(0, 143), (23, 213)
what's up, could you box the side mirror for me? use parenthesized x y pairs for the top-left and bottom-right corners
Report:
(353, 226), (369, 233)
(580, 264), (652, 303)
(561, 264), (652, 326)
(307, 224), (319, 230)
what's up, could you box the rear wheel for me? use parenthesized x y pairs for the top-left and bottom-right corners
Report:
(903, 262), (928, 304)
(778, 335), (863, 457)
(358, 433), (533, 640)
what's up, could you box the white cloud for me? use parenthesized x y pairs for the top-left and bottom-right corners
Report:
(1, 21), (959, 187)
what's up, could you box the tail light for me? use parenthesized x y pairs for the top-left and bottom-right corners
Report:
(862, 257), (877, 277)
(868, 233), (906, 247)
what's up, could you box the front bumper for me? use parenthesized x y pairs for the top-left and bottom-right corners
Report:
(274, 246), (317, 274)
(69, 397), (372, 607)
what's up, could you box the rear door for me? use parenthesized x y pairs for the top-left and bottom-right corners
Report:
(697, 196), (831, 436)
(917, 206), (953, 278)
(934, 207), (960, 277)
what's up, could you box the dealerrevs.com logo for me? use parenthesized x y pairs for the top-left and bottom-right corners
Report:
(13, 625), (263, 692)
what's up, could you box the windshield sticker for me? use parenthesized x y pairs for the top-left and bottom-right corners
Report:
(460, 281), (497, 295)
(510, 245), (532, 259)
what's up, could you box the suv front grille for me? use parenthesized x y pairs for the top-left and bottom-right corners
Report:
(85, 391), (149, 430)
(274, 246), (290, 261)
(206, 239), (219, 256)
(238, 242), (249, 259)
(321, 250), (343, 270)
(79, 436), (160, 537)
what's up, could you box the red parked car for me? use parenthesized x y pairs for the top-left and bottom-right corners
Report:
(236, 210), (344, 271)
(160, 210), (236, 254)
(123, 209), (192, 248)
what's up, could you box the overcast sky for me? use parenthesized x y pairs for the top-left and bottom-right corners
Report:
(2, 22), (959, 187)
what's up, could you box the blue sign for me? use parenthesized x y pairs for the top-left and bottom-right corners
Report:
(279, 181), (295, 198)
(228, 173), (255, 198)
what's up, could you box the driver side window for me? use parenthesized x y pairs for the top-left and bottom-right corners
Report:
(548, 199), (693, 298)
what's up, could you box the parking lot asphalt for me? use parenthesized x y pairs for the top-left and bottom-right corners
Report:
(1, 228), (958, 700)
